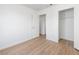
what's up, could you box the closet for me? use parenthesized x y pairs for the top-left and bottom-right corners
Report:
(59, 8), (74, 41)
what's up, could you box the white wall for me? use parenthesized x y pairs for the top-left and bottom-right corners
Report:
(39, 15), (46, 35)
(0, 5), (39, 49)
(59, 8), (74, 41)
(39, 5), (75, 43)
(74, 5), (79, 50)
(38, 4), (79, 50)
(38, 5), (60, 42)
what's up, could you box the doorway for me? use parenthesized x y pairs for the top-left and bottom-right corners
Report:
(39, 14), (46, 38)
(59, 8), (74, 47)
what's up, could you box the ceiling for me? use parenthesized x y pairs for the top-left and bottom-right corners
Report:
(23, 4), (51, 11)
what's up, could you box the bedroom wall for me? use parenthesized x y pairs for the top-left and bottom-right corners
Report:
(38, 4), (75, 42)
(74, 5), (79, 50)
(0, 5), (39, 49)
(38, 4), (79, 50)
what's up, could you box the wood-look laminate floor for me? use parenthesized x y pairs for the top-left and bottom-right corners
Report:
(0, 35), (79, 55)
